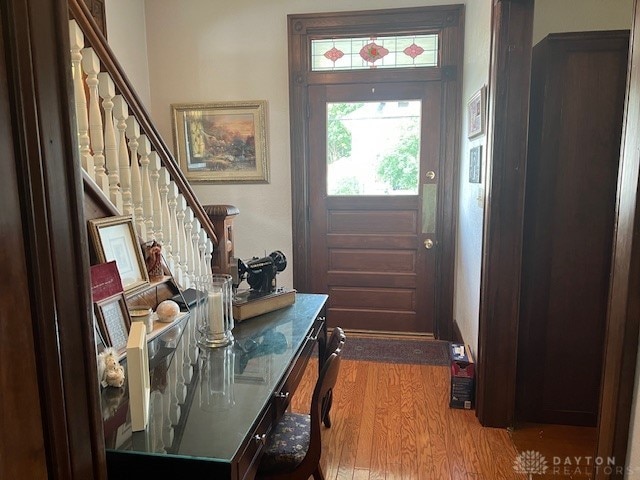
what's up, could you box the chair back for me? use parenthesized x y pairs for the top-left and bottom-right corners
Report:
(310, 345), (343, 446)
(325, 327), (346, 362)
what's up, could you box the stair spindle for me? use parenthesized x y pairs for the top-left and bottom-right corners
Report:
(138, 134), (155, 240)
(159, 167), (173, 271)
(69, 20), (94, 180)
(176, 196), (190, 288)
(168, 182), (182, 284)
(199, 229), (208, 277)
(126, 117), (146, 238)
(98, 72), (122, 211)
(81, 47), (108, 194)
(150, 152), (163, 243)
(113, 95), (132, 216)
(184, 209), (196, 286)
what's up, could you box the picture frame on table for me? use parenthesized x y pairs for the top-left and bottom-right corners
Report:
(171, 100), (270, 184)
(94, 293), (132, 353)
(88, 215), (150, 295)
(467, 86), (486, 139)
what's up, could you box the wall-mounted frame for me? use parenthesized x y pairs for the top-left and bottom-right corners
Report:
(171, 100), (269, 184)
(469, 145), (483, 183)
(467, 86), (486, 139)
(88, 216), (150, 295)
(94, 293), (132, 353)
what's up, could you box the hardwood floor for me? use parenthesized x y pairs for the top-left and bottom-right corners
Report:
(290, 359), (525, 480)
(510, 423), (597, 480)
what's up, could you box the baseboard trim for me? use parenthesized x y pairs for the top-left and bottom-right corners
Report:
(341, 328), (436, 341)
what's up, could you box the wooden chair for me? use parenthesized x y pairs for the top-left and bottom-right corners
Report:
(321, 327), (345, 428)
(256, 345), (344, 480)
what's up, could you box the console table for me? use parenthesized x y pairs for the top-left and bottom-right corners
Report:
(101, 293), (327, 479)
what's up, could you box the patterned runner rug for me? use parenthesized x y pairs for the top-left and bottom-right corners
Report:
(339, 336), (450, 366)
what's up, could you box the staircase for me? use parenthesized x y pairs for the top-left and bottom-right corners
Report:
(68, 0), (232, 287)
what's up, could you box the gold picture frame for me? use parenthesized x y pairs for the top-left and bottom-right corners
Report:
(467, 86), (486, 139)
(94, 293), (132, 353)
(88, 215), (150, 295)
(171, 100), (269, 184)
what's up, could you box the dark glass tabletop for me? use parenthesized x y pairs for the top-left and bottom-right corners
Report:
(101, 293), (327, 464)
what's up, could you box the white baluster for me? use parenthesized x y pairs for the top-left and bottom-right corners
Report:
(159, 168), (173, 274)
(176, 196), (189, 288)
(150, 153), (163, 244)
(138, 135), (154, 240)
(81, 47), (108, 193)
(205, 237), (213, 277)
(168, 182), (182, 285)
(192, 220), (202, 280)
(69, 21), (94, 179)
(126, 117), (145, 238)
(98, 72), (122, 212)
(184, 209), (195, 287)
(113, 96), (132, 216)
(199, 229), (208, 277)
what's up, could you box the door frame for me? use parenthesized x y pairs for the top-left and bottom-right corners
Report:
(479, 0), (640, 476)
(287, 5), (464, 339)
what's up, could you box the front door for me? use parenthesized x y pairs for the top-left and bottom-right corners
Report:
(308, 81), (441, 333)
(288, 6), (464, 338)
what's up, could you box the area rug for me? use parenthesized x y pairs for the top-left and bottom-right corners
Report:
(339, 336), (450, 366)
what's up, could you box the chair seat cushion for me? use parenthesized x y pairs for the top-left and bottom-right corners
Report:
(258, 412), (310, 474)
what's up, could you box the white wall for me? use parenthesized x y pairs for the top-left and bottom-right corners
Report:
(143, 0), (482, 292)
(104, 0), (151, 108)
(453, 1), (491, 356)
(534, 0), (633, 44)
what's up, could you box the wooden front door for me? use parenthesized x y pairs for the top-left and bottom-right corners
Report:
(288, 6), (464, 338)
(308, 81), (441, 333)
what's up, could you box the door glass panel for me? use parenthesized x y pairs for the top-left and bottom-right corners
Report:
(326, 100), (421, 196)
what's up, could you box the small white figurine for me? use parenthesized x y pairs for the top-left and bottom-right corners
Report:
(97, 347), (125, 388)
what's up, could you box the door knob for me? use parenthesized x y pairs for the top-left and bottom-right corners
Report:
(424, 239), (435, 249)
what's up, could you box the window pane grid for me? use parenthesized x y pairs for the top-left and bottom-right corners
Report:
(311, 34), (438, 71)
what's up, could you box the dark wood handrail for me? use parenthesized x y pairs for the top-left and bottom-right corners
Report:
(68, 0), (218, 246)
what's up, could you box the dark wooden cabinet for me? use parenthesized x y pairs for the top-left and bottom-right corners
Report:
(516, 31), (629, 426)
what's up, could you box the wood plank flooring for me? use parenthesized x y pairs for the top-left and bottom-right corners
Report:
(510, 423), (597, 480)
(290, 359), (525, 480)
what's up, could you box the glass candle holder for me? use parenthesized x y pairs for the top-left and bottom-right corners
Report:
(195, 274), (234, 348)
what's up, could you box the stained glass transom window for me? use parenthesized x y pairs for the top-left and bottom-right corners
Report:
(311, 34), (438, 71)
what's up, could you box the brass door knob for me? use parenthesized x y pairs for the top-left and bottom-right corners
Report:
(424, 239), (434, 249)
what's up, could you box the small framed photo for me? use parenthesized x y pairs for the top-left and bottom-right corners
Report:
(88, 216), (150, 295)
(94, 293), (132, 353)
(171, 100), (269, 184)
(467, 86), (486, 139)
(469, 145), (483, 183)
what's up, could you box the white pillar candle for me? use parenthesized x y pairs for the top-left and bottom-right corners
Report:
(208, 291), (224, 334)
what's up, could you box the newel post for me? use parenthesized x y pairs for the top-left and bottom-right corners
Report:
(203, 204), (239, 275)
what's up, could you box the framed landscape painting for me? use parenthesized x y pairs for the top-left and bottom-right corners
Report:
(172, 100), (269, 184)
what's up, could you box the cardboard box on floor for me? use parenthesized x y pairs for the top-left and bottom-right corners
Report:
(450, 343), (475, 409)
